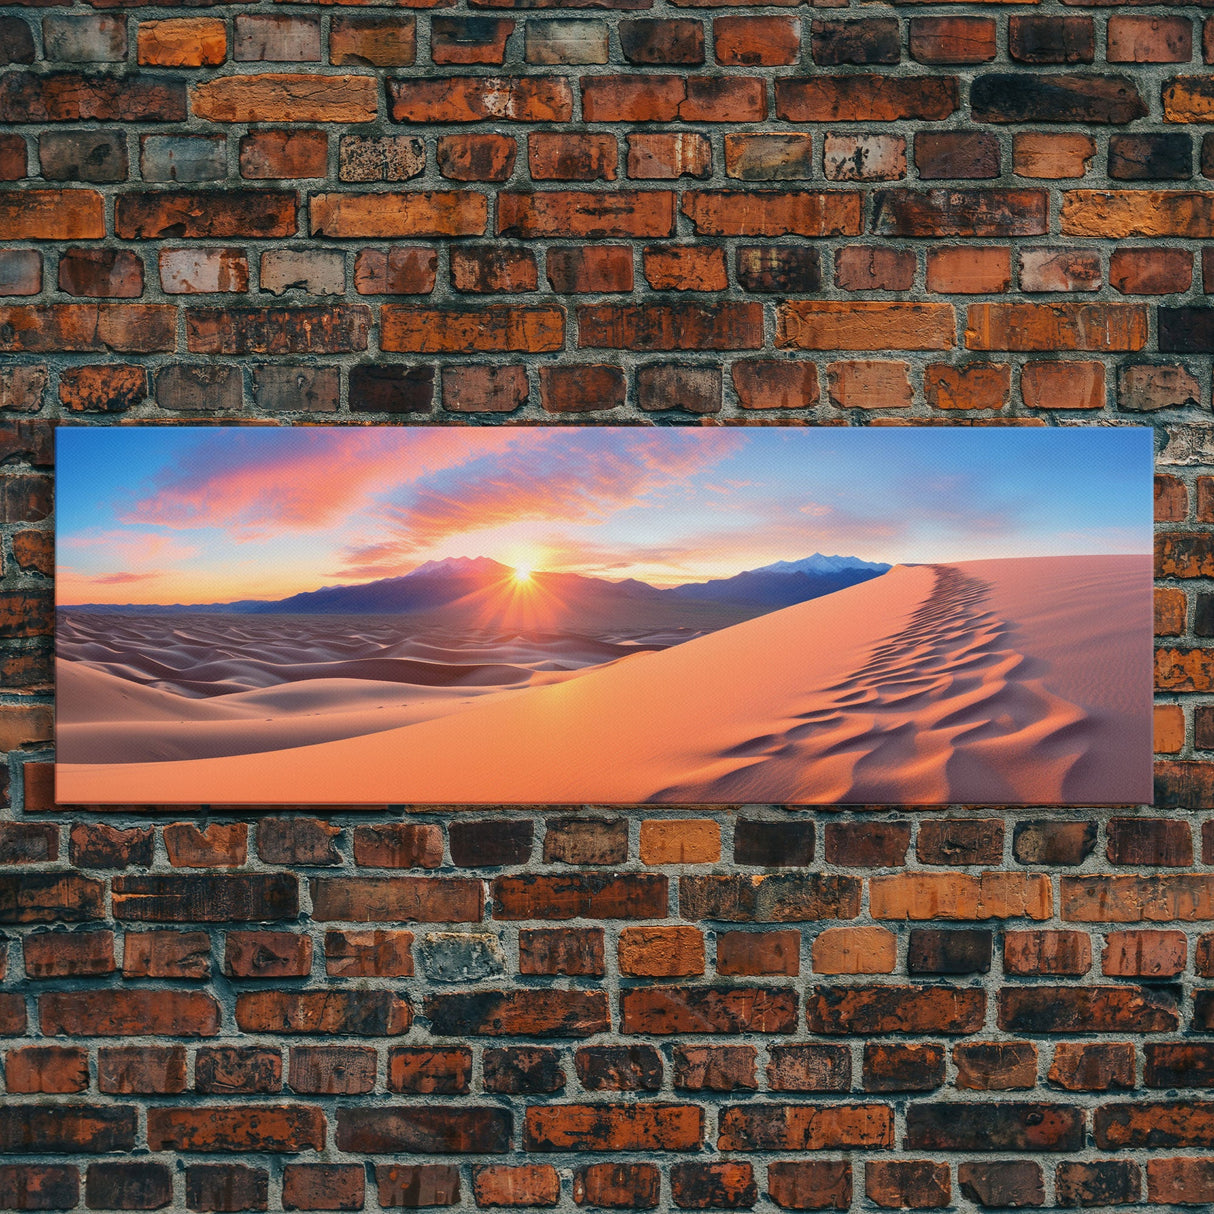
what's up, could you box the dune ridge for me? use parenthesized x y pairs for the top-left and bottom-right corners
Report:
(55, 555), (1152, 806)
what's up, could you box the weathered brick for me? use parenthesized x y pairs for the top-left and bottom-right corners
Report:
(518, 927), (604, 976)
(149, 1106), (324, 1153)
(138, 17), (226, 66)
(240, 129), (327, 180)
(767, 1162), (851, 1211)
(118, 191), (296, 239)
(806, 986), (985, 1035)
(1049, 1042), (1135, 1093)
(999, 985), (1179, 1033)
(719, 1104), (892, 1152)
(910, 17), (995, 64)
(1056, 1160), (1140, 1206)
(187, 305), (370, 354)
(618, 926), (705, 977)
(427, 990), (608, 1038)
(776, 76), (956, 122)
(0, 72), (185, 123)
(573, 1163), (659, 1209)
(59, 364), (147, 413)
(526, 19), (607, 66)
(1021, 361), (1105, 410)
(474, 1164), (558, 1209)
(194, 74), (376, 122)
(863, 1043), (946, 1094)
(185, 1165), (268, 1213)
(906, 1104), (1083, 1153)
(289, 1046), (375, 1095)
(875, 190), (1047, 238)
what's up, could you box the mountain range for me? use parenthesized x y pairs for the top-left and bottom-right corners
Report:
(63, 553), (893, 618)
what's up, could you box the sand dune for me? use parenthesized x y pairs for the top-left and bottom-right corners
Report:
(56, 555), (1151, 805)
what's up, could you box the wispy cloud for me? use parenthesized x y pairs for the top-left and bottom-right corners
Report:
(333, 430), (745, 580)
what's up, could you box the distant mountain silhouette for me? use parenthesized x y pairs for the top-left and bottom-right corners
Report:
(62, 553), (892, 618)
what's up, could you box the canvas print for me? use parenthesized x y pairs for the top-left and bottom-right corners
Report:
(55, 425), (1153, 806)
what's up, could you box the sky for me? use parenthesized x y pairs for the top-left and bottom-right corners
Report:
(55, 426), (1153, 606)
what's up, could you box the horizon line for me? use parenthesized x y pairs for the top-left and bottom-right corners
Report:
(55, 550), (1153, 609)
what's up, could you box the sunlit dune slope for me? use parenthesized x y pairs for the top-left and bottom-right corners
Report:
(56, 555), (1151, 806)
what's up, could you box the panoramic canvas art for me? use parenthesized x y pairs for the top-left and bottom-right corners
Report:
(55, 425), (1153, 806)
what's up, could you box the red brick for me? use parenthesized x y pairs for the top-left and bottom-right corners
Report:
(117, 190), (296, 238)
(0, 1165), (78, 1211)
(427, 990), (608, 1038)
(193, 73), (375, 122)
(1010, 15), (1095, 64)
(717, 930), (800, 976)
(0, 250), (39, 295)
(282, 1164), (364, 1212)
(235, 990), (411, 1035)
(620, 19), (703, 65)
(779, 301), (953, 351)
(1107, 817), (1193, 865)
(288, 1046), (375, 1096)
(451, 245), (537, 293)
(926, 246), (1011, 294)
(431, 16), (511, 64)
(352, 823), (442, 868)
(863, 1043), (946, 1093)
(390, 76), (571, 123)
(643, 245), (727, 291)
(436, 133), (516, 182)
(500, 190), (673, 238)
(474, 1165), (560, 1209)
(1147, 1159), (1214, 1205)
(311, 192), (486, 238)
(909, 17), (995, 64)
(916, 131), (1000, 180)
(767, 1162), (851, 1211)
(865, 1161), (950, 1210)
(330, 15), (415, 65)
(954, 1042), (1038, 1091)
(528, 131), (616, 181)
(925, 362), (1010, 411)
(767, 1044), (850, 1092)
(683, 190), (860, 237)
(807, 986), (985, 1035)
(338, 1107), (510, 1154)
(966, 302), (1147, 351)
(23, 930), (115, 977)
(388, 1046), (471, 1094)
(906, 1103), (1082, 1153)
(622, 986), (796, 1035)
(186, 1165), (267, 1213)
(85, 1163), (172, 1212)
(163, 821), (247, 867)
(375, 1164), (460, 1209)
(812, 927), (897, 975)
(619, 925), (704, 977)
(627, 132), (711, 180)
(518, 927), (605, 976)
(138, 18), (227, 66)
(876, 190), (1047, 238)
(826, 360), (912, 410)
(584, 74), (764, 123)
(1014, 132), (1096, 180)
(670, 1162), (756, 1210)
(0, 71), (185, 123)
(777, 76), (956, 122)
(578, 302), (762, 350)
(124, 929), (210, 979)
(715, 16), (799, 65)
(443, 365), (528, 413)
(1021, 361), (1105, 410)
(225, 931), (313, 978)
(526, 1104), (703, 1152)
(835, 247), (915, 292)
(196, 1046), (282, 1095)
(546, 246), (633, 293)
(0, 304), (175, 353)
(719, 1105), (892, 1152)
(58, 364), (148, 413)
(380, 304), (562, 353)
(732, 360), (818, 410)
(353, 246), (437, 295)
(573, 1163), (659, 1209)
(5, 1045), (88, 1094)
(1111, 247), (1192, 295)
(1048, 1042), (1135, 1092)
(1000, 985), (1179, 1033)
(40, 989), (220, 1037)
(324, 929), (414, 977)
(537, 363), (624, 413)
(149, 1105), (324, 1153)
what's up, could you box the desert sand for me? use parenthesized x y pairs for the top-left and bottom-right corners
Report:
(56, 555), (1151, 805)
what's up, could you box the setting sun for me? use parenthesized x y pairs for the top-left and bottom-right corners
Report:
(512, 566), (533, 583)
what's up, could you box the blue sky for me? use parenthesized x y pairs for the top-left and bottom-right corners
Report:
(56, 426), (1153, 605)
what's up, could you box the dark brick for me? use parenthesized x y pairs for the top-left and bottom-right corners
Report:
(971, 74), (1147, 124)
(906, 1103), (1083, 1152)
(811, 19), (899, 65)
(1009, 16), (1095, 64)
(733, 819), (814, 867)
(449, 819), (532, 866)
(483, 1047), (565, 1094)
(907, 929), (992, 975)
(348, 364), (434, 413)
(85, 1163), (172, 1210)
(1110, 133), (1192, 181)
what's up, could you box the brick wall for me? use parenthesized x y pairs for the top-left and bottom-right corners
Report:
(3, 0), (1214, 1208)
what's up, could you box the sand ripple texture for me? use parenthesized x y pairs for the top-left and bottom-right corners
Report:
(56, 555), (1151, 805)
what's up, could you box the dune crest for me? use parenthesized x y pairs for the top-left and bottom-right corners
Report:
(56, 555), (1151, 806)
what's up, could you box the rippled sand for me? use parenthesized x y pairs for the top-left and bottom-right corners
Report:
(56, 556), (1151, 805)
